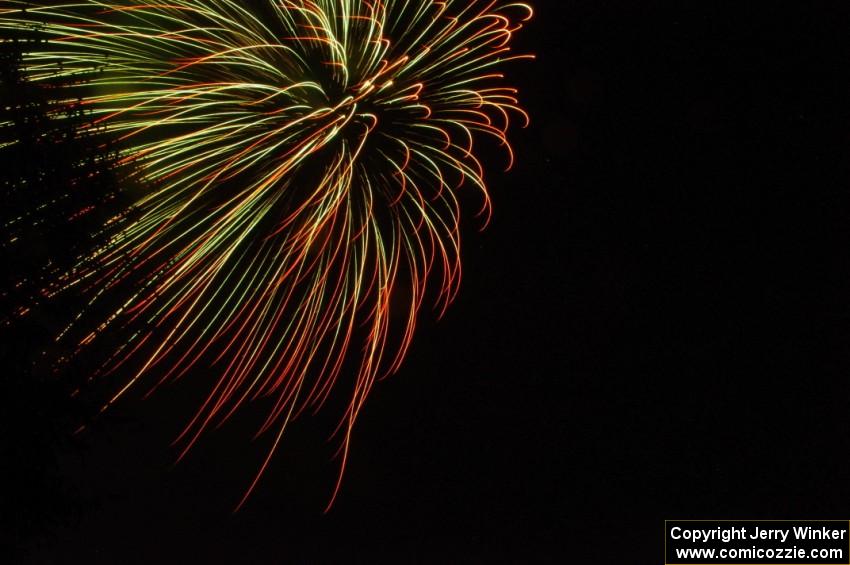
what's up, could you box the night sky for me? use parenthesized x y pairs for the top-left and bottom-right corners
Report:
(4, 2), (850, 563)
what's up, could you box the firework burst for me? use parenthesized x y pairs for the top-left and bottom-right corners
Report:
(1, 0), (532, 508)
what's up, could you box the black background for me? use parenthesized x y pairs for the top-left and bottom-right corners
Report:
(4, 1), (850, 563)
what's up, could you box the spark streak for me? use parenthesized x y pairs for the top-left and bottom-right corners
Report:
(1, 0), (533, 508)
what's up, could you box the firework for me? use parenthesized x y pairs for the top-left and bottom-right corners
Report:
(1, 0), (532, 508)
